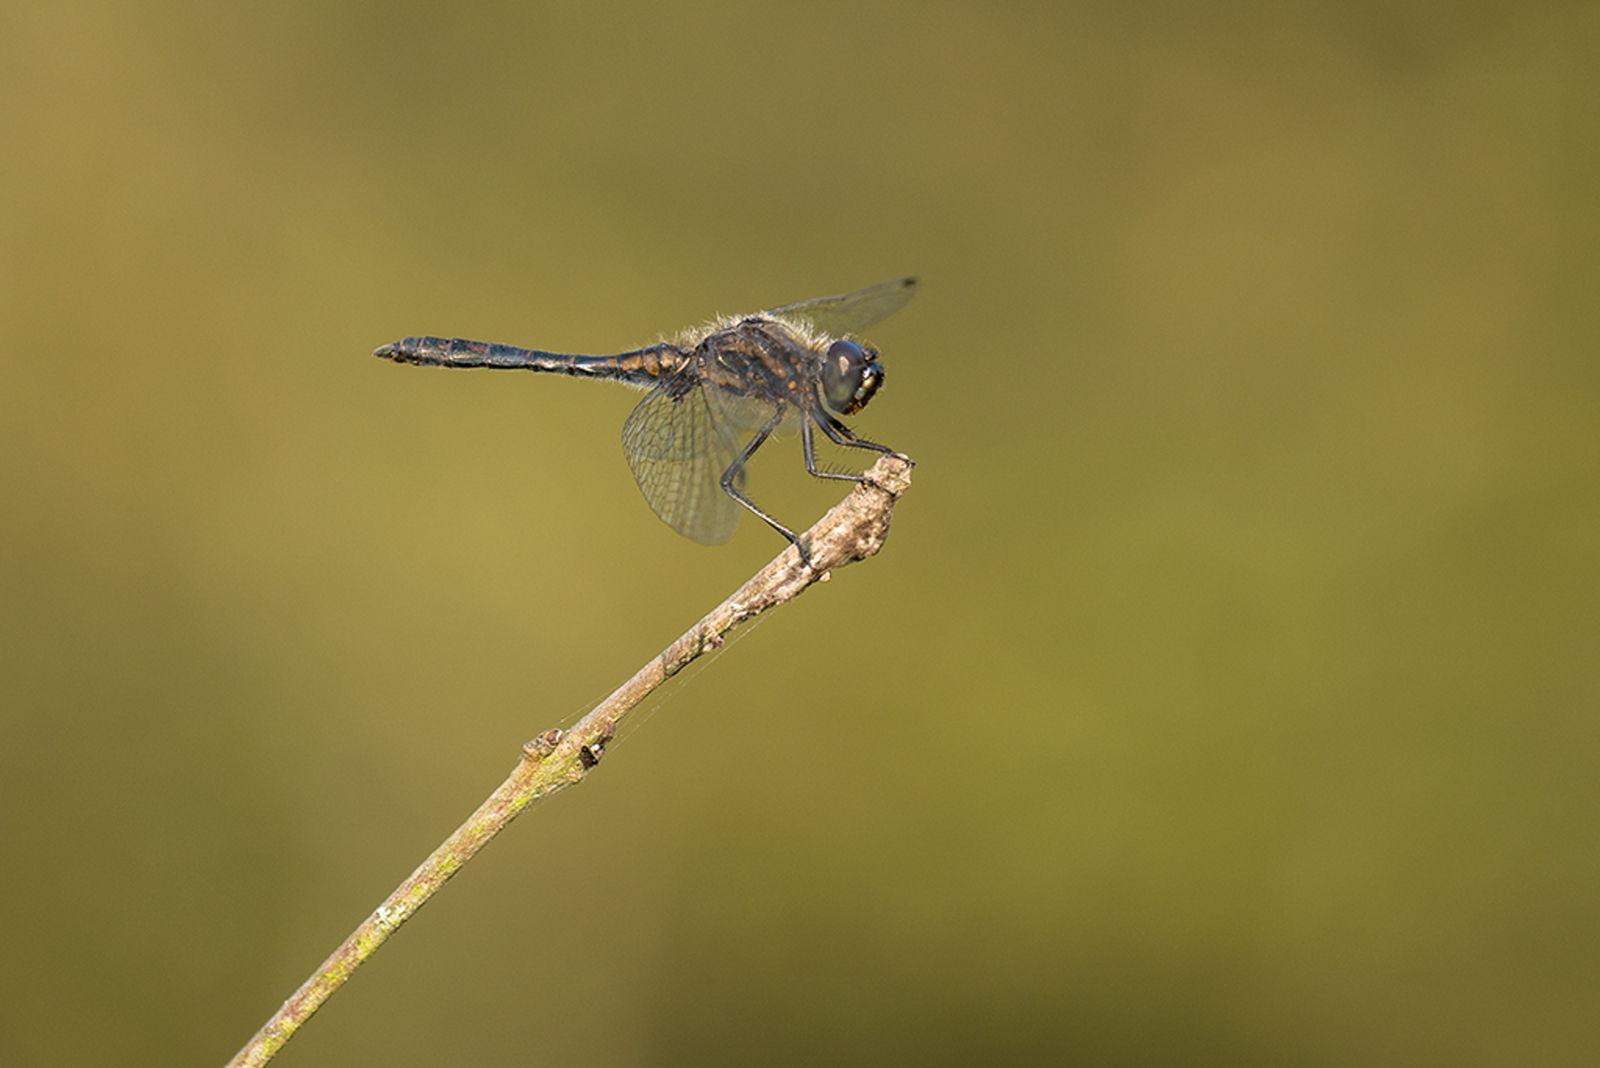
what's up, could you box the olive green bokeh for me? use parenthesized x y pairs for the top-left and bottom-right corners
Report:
(2, 3), (1596, 1066)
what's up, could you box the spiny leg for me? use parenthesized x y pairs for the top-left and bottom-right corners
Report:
(805, 413), (912, 502)
(807, 411), (911, 488)
(801, 418), (864, 482)
(815, 411), (906, 461)
(721, 409), (815, 566)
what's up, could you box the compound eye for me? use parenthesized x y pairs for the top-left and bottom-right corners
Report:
(822, 339), (868, 412)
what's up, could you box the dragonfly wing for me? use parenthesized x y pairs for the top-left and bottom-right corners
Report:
(766, 276), (917, 337)
(621, 373), (746, 545)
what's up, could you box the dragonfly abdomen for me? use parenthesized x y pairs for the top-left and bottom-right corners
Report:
(373, 337), (680, 386)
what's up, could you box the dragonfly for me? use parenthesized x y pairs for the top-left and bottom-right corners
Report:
(374, 276), (915, 563)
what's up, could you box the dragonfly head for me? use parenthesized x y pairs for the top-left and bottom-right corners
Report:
(821, 338), (884, 416)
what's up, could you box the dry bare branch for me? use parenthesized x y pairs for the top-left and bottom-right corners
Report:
(225, 454), (913, 1067)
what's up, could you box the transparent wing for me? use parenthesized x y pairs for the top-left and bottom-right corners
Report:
(621, 373), (746, 545)
(766, 276), (917, 338)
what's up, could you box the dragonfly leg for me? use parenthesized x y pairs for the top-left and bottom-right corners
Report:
(802, 417), (867, 482)
(817, 412), (903, 457)
(721, 409), (814, 566)
(812, 412), (911, 470)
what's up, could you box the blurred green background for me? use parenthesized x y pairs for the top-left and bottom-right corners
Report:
(3, 2), (1597, 1065)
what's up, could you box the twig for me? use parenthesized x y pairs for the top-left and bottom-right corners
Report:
(224, 454), (913, 1067)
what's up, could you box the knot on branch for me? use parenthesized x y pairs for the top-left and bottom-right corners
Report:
(522, 729), (564, 760)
